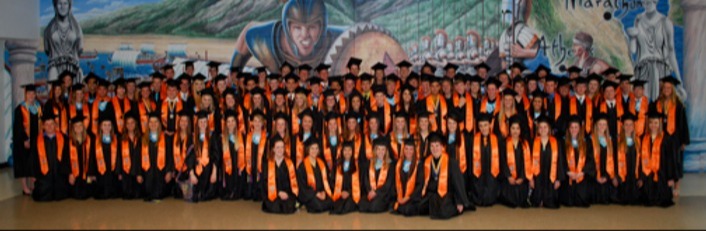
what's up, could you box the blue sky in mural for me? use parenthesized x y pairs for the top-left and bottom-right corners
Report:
(40, 0), (162, 26)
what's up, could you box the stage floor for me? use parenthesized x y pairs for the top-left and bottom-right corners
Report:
(2, 168), (705, 230)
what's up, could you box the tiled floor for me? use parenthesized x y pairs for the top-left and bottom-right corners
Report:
(1, 168), (705, 229)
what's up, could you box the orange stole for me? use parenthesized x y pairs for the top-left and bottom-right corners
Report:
(617, 138), (641, 182)
(241, 131), (267, 174)
(90, 97), (110, 135)
(69, 104), (90, 128)
(54, 106), (68, 134)
(20, 105), (42, 138)
(543, 95), (562, 121)
(422, 153), (449, 197)
(599, 100), (625, 132)
(370, 100), (392, 134)
(506, 137), (532, 181)
(322, 136), (337, 168)
(633, 96), (649, 136)
(267, 159), (299, 202)
(472, 133), (499, 178)
(160, 99), (183, 129)
(641, 134), (663, 182)
(333, 163), (360, 203)
(111, 97), (131, 133)
(121, 138), (135, 174)
(69, 139), (91, 179)
(655, 101), (677, 135)
(141, 134), (166, 171)
(532, 137), (559, 183)
(592, 137), (615, 180)
(95, 136), (118, 175)
(137, 100), (155, 133)
(303, 158), (332, 197)
(195, 139), (210, 176)
(394, 159), (417, 210)
(566, 143), (586, 184)
(37, 134), (65, 175)
(464, 93), (475, 133)
(173, 136), (188, 173)
(426, 95), (448, 134)
(222, 134), (243, 175)
(569, 96), (593, 134)
(368, 160), (390, 191)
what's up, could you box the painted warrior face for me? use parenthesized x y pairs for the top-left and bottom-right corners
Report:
(282, 0), (327, 57)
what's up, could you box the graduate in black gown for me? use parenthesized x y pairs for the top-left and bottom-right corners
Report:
(359, 137), (395, 213)
(418, 132), (472, 219)
(499, 116), (532, 208)
(172, 110), (193, 200)
(296, 139), (334, 213)
(91, 114), (121, 199)
(469, 113), (504, 206)
(188, 111), (220, 202)
(219, 109), (244, 200)
(559, 116), (595, 207)
(651, 76), (689, 195)
(615, 113), (643, 205)
(590, 113), (618, 204)
(330, 141), (361, 215)
(119, 111), (143, 199)
(642, 111), (678, 207)
(261, 135), (299, 214)
(240, 110), (268, 201)
(68, 115), (94, 200)
(14, 84), (42, 195)
(141, 112), (174, 201)
(30, 112), (70, 201)
(529, 115), (566, 209)
(392, 138), (423, 216)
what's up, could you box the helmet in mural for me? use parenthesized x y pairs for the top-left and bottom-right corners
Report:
(282, 0), (328, 57)
(501, 0), (529, 23)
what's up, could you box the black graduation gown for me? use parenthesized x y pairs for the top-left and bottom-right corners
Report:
(643, 134), (678, 207)
(559, 138), (595, 207)
(392, 162), (423, 216)
(30, 134), (70, 201)
(650, 101), (689, 179)
(296, 161), (333, 213)
(529, 138), (566, 208)
(260, 159), (298, 214)
(219, 136), (241, 200)
(493, 112), (532, 141)
(469, 135), (505, 206)
(499, 140), (531, 208)
(91, 138), (121, 199)
(617, 142), (642, 205)
(92, 99), (117, 136)
(418, 157), (473, 220)
(546, 94), (565, 135)
(602, 103), (620, 153)
(239, 136), (266, 201)
(359, 161), (395, 213)
(119, 137), (142, 199)
(142, 137), (174, 201)
(188, 135), (220, 202)
(70, 136), (94, 200)
(416, 133), (431, 159)
(13, 104), (40, 178)
(43, 100), (69, 135)
(330, 164), (360, 215)
(171, 135), (192, 199)
(591, 142), (617, 204)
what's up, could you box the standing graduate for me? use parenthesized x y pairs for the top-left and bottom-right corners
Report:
(111, 78), (133, 135)
(369, 85), (393, 135)
(296, 139), (334, 213)
(160, 79), (183, 135)
(616, 113), (643, 205)
(392, 138), (423, 216)
(597, 81), (622, 154)
(652, 76), (689, 194)
(321, 113), (342, 170)
(559, 116), (595, 207)
(136, 81), (156, 133)
(568, 78), (594, 135)
(414, 111), (433, 159)
(389, 111), (412, 161)
(141, 111), (174, 201)
(219, 110), (244, 200)
(423, 77), (449, 134)
(187, 111), (220, 202)
(499, 116), (533, 208)
(261, 136), (299, 214)
(330, 141), (362, 215)
(90, 79), (116, 136)
(119, 111), (143, 199)
(68, 115), (94, 200)
(14, 84), (42, 195)
(590, 114), (617, 204)
(469, 113), (504, 206)
(295, 110), (319, 166)
(43, 80), (69, 135)
(91, 114), (121, 199)
(529, 115), (566, 209)
(172, 110), (193, 199)
(418, 132), (472, 219)
(240, 110), (268, 201)
(30, 112), (70, 201)
(359, 137), (395, 213)
(642, 110), (678, 207)
(496, 89), (530, 141)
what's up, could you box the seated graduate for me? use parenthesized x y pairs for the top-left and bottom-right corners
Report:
(642, 110), (678, 207)
(119, 110), (143, 199)
(91, 113), (121, 199)
(392, 138), (423, 216)
(219, 109), (245, 200)
(359, 137), (395, 213)
(469, 112), (504, 207)
(418, 132), (472, 220)
(529, 115), (566, 209)
(31, 112), (70, 201)
(330, 141), (362, 215)
(499, 115), (533, 208)
(615, 113), (643, 205)
(188, 111), (220, 202)
(261, 135), (299, 214)
(559, 116), (595, 207)
(68, 115), (94, 200)
(590, 113), (617, 204)
(296, 139), (334, 213)
(141, 111), (174, 202)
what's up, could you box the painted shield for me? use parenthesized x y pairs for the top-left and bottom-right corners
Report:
(325, 23), (409, 76)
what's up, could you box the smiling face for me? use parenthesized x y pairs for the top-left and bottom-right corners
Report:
(288, 21), (322, 57)
(55, 0), (70, 18)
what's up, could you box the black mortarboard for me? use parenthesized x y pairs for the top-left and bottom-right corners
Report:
(223, 109), (237, 119)
(617, 74), (633, 82)
(250, 87), (265, 96)
(41, 112), (56, 121)
(22, 84), (37, 92)
(574, 77), (589, 85)
(97, 78), (110, 88)
(659, 75), (681, 85)
(200, 88), (215, 98)
(593, 113), (608, 123)
(476, 112), (493, 122)
(298, 109), (315, 120)
(474, 62), (490, 71)
(443, 63), (459, 71)
(192, 73), (206, 81)
(373, 137), (388, 147)
(98, 113), (112, 123)
(166, 79), (179, 88)
(445, 109), (463, 122)
(137, 81), (151, 89)
(544, 74), (559, 83)
(557, 77), (571, 87)
(214, 74), (228, 83)
(525, 74), (539, 82)
(177, 109), (192, 118)
(427, 132), (445, 144)
(294, 87), (309, 96)
(508, 115), (523, 126)
(631, 79), (648, 87)
(647, 110), (664, 119)
(621, 112), (637, 122)
(150, 72), (165, 80)
(531, 90), (547, 98)
(587, 73), (603, 83)
(568, 115), (583, 125)
(567, 66), (582, 73)
(396, 60), (413, 68)
(280, 61), (294, 70)
(345, 111), (362, 122)
(386, 74), (399, 83)
(342, 140), (355, 149)
(484, 77), (502, 87)
(112, 78), (126, 87)
(325, 112), (339, 121)
(207, 61), (221, 69)
(536, 115), (552, 125)
(59, 70), (76, 81)
(266, 73), (281, 81)
(71, 115), (86, 124)
(183, 60), (195, 67)
(298, 64), (312, 71)
(468, 75), (484, 83)
(124, 110), (140, 122)
(84, 72), (99, 83)
(284, 73), (300, 82)
(273, 112), (289, 122)
(401, 84), (415, 93)
(602, 67), (619, 75)
(323, 89), (335, 97)
(602, 81), (619, 90)
(502, 88), (518, 97)
(229, 66), (241, 73)
(394, 110), (408, 119)
(510, 62), (527, 71)
(359, 73), (374, 82)
(307, 77), (323, 85)
(244, 74), (258, 84)
(249, 109), (266, 120)
(315, 63), (330, 72)
(371, 85), (386, 94)
(273, 88), (288, 96)
(256, 66), (267, 73)
(535, 65), (551, 75)
(148, 111), (161, 119)
(417, 110), (431, 118)
(422, 62), (437, 73)
(344, 73), (359, 82)
(347, 57), (362, 68)
(371, 62), (387, 71)
(328, 76), (343, 86)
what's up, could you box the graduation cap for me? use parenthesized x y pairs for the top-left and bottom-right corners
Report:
(484, 77), (502, 87)
(476, 112), (493, 123)
(250, 87), (266, 97)
(536, 114), (552, 125)
(544, 74), (559, 83)
(371, 85), (386, 94)
(256, 66), (268, 73)
(125, 78), (137, 84)
(587, 74), (603, 83)
(147, 111), (161, 119)
(266, 73), (281, 81)
(166, 79), (180, 88)
(441, 77), (453, 84)
(394, 110), (408, 119)
(328, 76), (343, 86)
(371, 62), (387, 71)
(386, 74), (400, 83)
(417, 110), (431, 119)
(557, 77), (572, 87)
(298, 64), (312, 71)
(621, 112), (637, 122)
(294, 87), (309, 96)
(71, 83), (85, 91)
(192, 73), (207, 82)
(307, 77), (323, 86)
(345, 111), (363, 122)
(304, 137), (319, 149)
(98, 113), (112, 123)
(298, 109), (316, 119)
(97, 78), (110, 88)
(58, 70), (76, 81)
(207, 61), (221, 69)
(427, 132), (445, 144)
(324, 112), (339, 122)
(359, 73), (374, 82)
(631, 79), (648, 88)
(344, 73), (359, 82)
(510, 62), (527, 71)
(230, 66), (241, 73)
(71, 114), (86, 124)
(280, 61), (294, 70)
(41, 112), (56, 122)
(273, 112), (289, 122)
(601, 81), (619, 90)
(366, 112), (381, 121)
(474, 62), (491, 71)
(531, 90), (547, 99)
(249, 109), (266, 120)
(270, 134), (285, 147)
(422, 62), (437, 73)
(602, 67), (619, 76)
(342, 140), (356, 149)
(223, 109), (238, 119)
(396, 60), (413, 68)
(567, 66), (582, 74)
(574, 77), (589, 85)
(373, 137), (388, 147)
(137, 81), (151, 89)
(222, 88), (237, 98)
(178, 110), (193, 118)
(535, 65), (551, 75)
(593, 113), (608, 123)
(322, 89), (336, 97)
(401, 84), (416, 93)
(124, 110), (140, 122)
(508, 115), (523, 126)
(22, 84), (37, 92)
(403, 137), (416, 146)
(273, 88), (288, 96)
(647, 110), (665, 119)
(284, 73), (300, 82)
(347, 57), (363, 68)
(315, 63), (331, 72)
(468, 75), (484, 83)
(84, 72), (100, 83)
(617, 74), (633, 83)
(214, 74), (228, 83)
(443, 63), (459, 71)
(244, 74), (258, 84)
(183, 60), (195, 68)
(112, 78), (127, 87)
(524, 74), (539, 82)
(660, 75), (681, 85)
(445, 109), (463, 122)
(502, 88), (518, 97)
(200, 88), (215, 98)
(49, 79), (63, 87)
(150, 72), (165, 80)
(567, 115), (584, 125)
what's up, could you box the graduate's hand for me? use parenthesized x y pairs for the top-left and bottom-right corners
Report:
(681, 145), (686, 151)
(554, 181), (561, 189)
(577, 172), (584, 179)
(165, 172), (173, 183)
(668, 180), (675, 187)
(567, 172), (575, 180)
(278, 191), (289, 200)
(508, 177), (516, 185)
(637, 180), (643, 188)
(598, 177), (607, 184)
(69, 175), (75, 185)
(368, 191), (377, 200)
(88, 176), (97, 182)
(612, 178), (619, 187)
(210, 170), (217, 183)
(137, 176), (143, 184)
(190, 171), (198, 185)
(165, 131), (174, 136)
(456, 205), (464, 213)
(118, 175), (122, 181)
(516, 178), (524, 185)
(316, 192), (326, 200)
(341, 191), (350, 199)
(529, 180), (535, 189)
(24, 140), (30, 148)
(399, 197), (409, 205)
